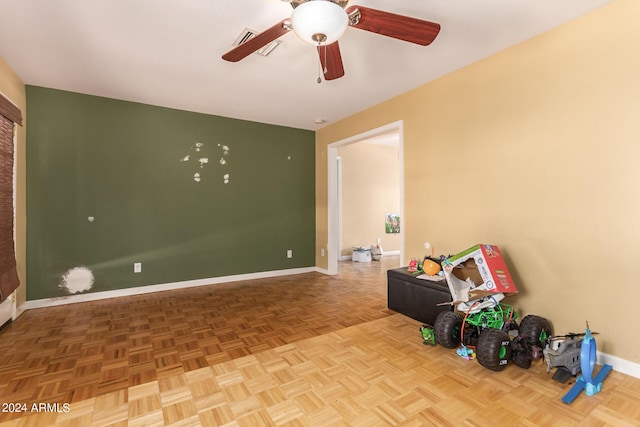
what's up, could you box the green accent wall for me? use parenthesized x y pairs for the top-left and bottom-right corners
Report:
(26, 86), (315, 300)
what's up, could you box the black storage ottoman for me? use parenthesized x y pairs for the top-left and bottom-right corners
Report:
(387, 267), (453, 325)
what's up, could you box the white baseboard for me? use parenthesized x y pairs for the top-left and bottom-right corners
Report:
(382, 250), (401, 256)
(339, 251), (400, 261)
(598, 351), (640, 379)
(314, 266), (332, 275)
(24, 267), (316, 310)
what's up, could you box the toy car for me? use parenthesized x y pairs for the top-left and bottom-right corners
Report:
(433, 245), (552, 371)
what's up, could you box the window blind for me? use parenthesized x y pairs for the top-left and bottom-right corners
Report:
(0, 92), (21, 302)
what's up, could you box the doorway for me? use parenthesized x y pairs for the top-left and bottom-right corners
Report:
(327, 121), (404, 275)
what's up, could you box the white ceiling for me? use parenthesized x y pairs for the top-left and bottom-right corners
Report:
(0, 0), (612, 131)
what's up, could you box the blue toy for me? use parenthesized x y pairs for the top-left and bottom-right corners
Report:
(456, 344), (475, 360)
(561, 322), (612, 404)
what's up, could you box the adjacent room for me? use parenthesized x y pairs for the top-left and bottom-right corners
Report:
(1, 0), (639, 425)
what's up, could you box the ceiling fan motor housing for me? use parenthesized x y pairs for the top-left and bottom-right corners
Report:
(288, 0), (350, 9)
(290, 0), (349, 45)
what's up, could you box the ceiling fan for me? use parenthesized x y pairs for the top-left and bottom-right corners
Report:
(222, 0), (441, 81)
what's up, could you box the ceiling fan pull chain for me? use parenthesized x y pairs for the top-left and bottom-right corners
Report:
(323, 43), (328, 74)
(316, 41), (323, 83)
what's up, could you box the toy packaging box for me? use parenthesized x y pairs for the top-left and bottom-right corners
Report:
(352, 247), (372, 263)
(441, 244), (517, 302)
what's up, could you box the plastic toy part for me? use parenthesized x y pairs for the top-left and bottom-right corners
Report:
(543, 335), (583, 382)
(456, 345), (475, 361)
(581, 327), (597, 385)
(476, 328), (511, 371)
(464, 301), (514, 330)
(422, 259), (441, 276)
(420, 325), (436, 346)
(434, 311), (462, 349)
(561, 322), (612, 404)
(456, 294), (505, 315)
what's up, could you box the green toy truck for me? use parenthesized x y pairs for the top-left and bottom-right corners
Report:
(433, 245), (552, 371)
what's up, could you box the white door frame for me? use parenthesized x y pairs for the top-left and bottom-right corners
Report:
(326, 121), (404, 275)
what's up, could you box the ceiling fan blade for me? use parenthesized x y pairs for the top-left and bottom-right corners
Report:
(345, 6), (440, 46)
(317, 42), (345, 81)
(222, 19), (291, 62)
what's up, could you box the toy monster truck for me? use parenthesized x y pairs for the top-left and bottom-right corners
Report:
(435, 306), (551, 371)
(432, 245), (552, 371)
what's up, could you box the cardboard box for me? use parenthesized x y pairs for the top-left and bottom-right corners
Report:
(441, 244), (517, 303)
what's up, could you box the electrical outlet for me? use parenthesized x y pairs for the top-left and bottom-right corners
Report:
(321, 248), (325, 257)
(287, 250), (293, 259)
(134, 262), (142, 273)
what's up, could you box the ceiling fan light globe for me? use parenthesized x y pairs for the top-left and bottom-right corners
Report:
(290, 0), (348, 45)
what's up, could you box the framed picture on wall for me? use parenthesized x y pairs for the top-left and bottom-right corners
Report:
(385, 213), (400, 234)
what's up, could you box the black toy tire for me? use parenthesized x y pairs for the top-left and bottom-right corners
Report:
(434, 311), (462, 349)
(519, 315), (553, 349)
(476, 328), (512, 371)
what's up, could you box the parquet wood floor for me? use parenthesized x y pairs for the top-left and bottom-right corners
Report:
(0, 258), (396, 424)
(1, 257), (639, 426)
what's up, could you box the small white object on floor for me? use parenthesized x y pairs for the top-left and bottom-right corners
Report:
(352, 247), (372, 262)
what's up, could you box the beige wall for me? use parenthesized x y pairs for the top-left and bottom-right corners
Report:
(316, 0), (640, 363)
(0, 56), (26, 311)
(338, 142), (400, 256)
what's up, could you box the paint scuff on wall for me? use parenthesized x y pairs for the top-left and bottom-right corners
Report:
(59, 266), (95, 294)
(180, 142), (230, 183)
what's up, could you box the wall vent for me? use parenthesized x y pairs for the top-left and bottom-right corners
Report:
(232, 28), (282, 57)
